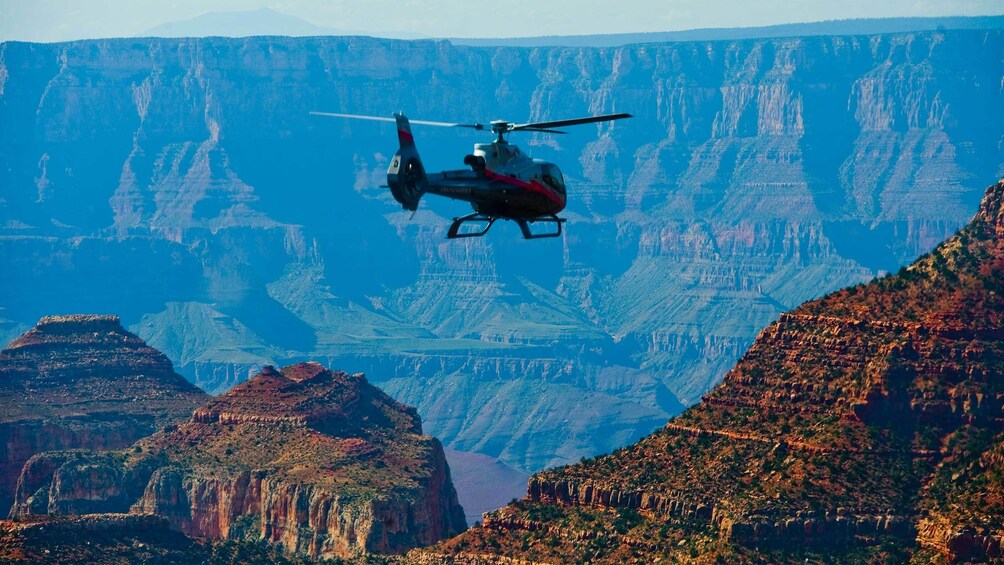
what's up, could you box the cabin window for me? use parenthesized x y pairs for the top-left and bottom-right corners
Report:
(541, 164), (565, 194)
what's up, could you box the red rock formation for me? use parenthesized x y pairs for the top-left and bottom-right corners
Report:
(0, 315), (208, 515)
(416, 179), (1004, 562)
(11, 362), (467, 559)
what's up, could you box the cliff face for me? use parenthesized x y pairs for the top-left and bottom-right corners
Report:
(0, 315), (208, 515)
(1, 31), (1002, 488)
(418, 179), (1004, 562)
(11, 361), (466, 559)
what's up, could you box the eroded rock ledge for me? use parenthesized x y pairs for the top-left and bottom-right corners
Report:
(527, 476), (912, 548)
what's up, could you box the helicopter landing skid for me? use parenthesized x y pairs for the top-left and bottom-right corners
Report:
(516, 215), (565, 239)
(447, 213), (497, 238)
(446, 213), (565, 239)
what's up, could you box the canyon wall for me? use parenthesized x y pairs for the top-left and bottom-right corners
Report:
(1, 31), (1002, 483)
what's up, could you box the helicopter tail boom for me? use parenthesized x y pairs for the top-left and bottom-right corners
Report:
(386, 113), (427, 211)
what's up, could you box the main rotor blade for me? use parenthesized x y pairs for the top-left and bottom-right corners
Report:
(512, 112), (632, 132)
(517, 128), (566, 134)
(310, 111), (483, 129)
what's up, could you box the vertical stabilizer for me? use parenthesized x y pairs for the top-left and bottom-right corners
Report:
(386, 113), (427, 211)
(395, 112), (416, 149)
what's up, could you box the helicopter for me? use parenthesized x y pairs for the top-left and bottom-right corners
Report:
(310, 111), (631, 239)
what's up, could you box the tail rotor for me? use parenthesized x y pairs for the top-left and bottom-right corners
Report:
(389, 153), (426, 212)
(386, 113), (427, 211)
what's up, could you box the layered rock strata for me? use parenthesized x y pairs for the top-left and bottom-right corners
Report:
(0, 315), (208, 514)
(11, 361), (466, 559)
(2, 30), (1003, 485)
(417, 180), (1004, 562)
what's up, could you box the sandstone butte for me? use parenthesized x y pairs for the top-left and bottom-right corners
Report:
(8, 361), (467, 560)
(0, 314), (209, 514)
(414, 179), (1004, 564)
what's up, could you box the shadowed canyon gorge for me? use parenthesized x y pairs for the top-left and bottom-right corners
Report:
(1, 24), (1003, 532)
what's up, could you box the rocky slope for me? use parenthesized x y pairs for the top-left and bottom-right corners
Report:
(0, 314), (208, 515)
(10, 361), (466, 559)
(0, 513), (332, 564)
(417, 178), (1004, 563)
(1, 30), (1002, 498)
(0, 514), (201, 564)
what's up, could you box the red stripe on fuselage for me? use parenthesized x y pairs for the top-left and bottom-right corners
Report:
(483, 169), (564, 208)
(398, 129), (414, 144)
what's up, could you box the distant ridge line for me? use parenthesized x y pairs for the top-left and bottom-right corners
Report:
(447, 15), (1004, 47)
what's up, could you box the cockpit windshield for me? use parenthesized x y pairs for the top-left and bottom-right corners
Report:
(541, 164), (566, 194)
